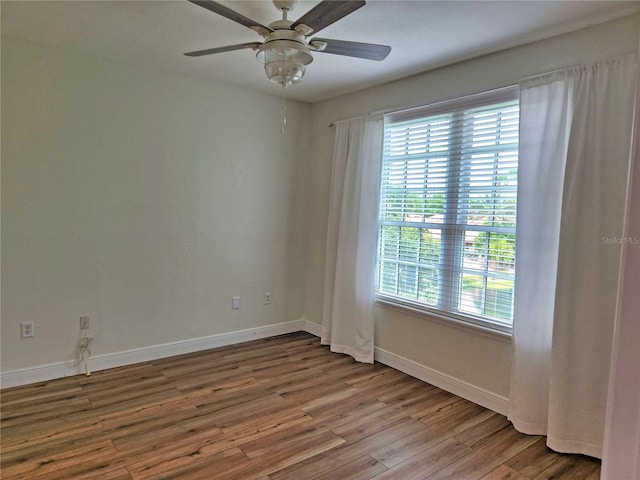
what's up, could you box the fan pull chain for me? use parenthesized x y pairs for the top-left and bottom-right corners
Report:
(281, 83), (287, 134)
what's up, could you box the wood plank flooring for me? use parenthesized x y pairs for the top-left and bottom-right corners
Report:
(1, 332), (600, 480)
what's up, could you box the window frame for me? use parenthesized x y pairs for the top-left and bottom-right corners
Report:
(375, 86), (520, 336)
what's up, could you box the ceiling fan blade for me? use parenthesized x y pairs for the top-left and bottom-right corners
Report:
(291, 1), (365, 35)
(312, 38), (391, 61)
(187, 0), (272, 35)
(184, 42), (261, 57)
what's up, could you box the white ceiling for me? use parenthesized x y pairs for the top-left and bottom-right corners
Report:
(2, 0), (639, 103)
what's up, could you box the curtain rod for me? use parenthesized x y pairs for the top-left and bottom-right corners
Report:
(327, 112), (377, 128)
(327, 83), (517, 127)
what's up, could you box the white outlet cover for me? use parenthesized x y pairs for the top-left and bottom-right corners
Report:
(80, 316), (90, 330)
(232, 297), (240, 310)
(20, 321), (34, 338)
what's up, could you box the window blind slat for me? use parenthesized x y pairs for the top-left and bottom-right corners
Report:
(377, 89), (519, 329)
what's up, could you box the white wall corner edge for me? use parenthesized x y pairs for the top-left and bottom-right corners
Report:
(302, 317), (322, 337)
(0, 319), (304, 389)
(301, 320), (509, 416)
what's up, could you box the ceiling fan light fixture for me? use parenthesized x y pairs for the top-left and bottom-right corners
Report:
(264, 60), (306, 87)
(256, 39), (313, 87)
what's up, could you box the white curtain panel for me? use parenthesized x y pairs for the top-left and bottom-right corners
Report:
(321, 114), (384, 363)
(509, 72), (572, 436)
(601, 49), (640, 480)
(509, 55), (638, 458)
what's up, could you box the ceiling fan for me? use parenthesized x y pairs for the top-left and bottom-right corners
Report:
(184, 0), (392, 88)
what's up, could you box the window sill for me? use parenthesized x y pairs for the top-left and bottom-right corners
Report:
(375, 295), (513, 343)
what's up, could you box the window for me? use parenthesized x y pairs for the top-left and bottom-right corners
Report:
(376, 88), (519, 333)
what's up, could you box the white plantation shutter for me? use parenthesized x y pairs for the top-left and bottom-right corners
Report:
(377, 87), (519, 331)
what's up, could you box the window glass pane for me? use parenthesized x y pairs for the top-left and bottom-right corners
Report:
(460, 273), (484, 316)
(417, 228), (440, 305)
(481, 277), (514, 321)
(378, 92), (519, 329)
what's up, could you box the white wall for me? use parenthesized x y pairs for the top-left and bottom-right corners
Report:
(304, 14), (640, 398)
(3, 14), (638, 397)
(1, 36), (310, 373)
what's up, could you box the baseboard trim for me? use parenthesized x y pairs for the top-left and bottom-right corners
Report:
(374, 347), (509, 415)
(300, 321), (509, 416)
(302, 319), (322, 337)
(3, 318), (510, 415)
(1, 320), (303, 389)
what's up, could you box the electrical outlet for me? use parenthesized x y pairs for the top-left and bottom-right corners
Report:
(232, 296), (240, 310)
(80, 316), (90, 330)
(264, 292), (272, 305)
(20, 322), (34, 338)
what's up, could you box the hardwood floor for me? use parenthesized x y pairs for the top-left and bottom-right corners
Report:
(1, 332), (600, 480)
